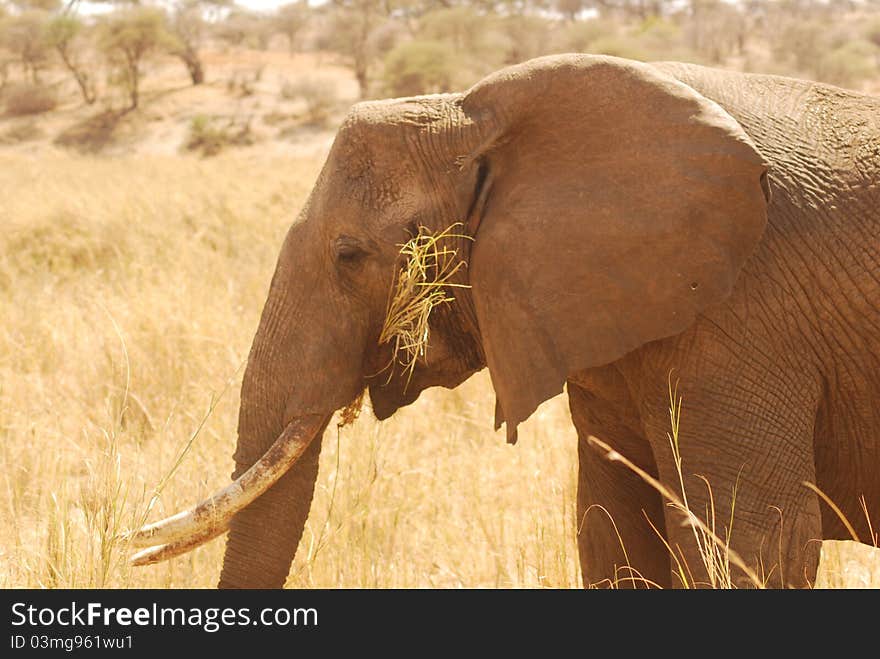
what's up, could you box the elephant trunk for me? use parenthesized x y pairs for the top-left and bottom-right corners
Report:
(212, 305), (336, 589)
(217, 413), (329, 589)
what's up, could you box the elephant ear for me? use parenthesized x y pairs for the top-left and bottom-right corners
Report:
(458, 55), (769, 442)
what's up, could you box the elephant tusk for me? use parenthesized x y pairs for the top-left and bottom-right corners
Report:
(130, 524), (229, 566)
(126, 414), (326, 555)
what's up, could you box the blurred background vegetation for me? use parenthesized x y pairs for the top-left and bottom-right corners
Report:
(1, 0), (879, 154)
(2, 1), (879, 589)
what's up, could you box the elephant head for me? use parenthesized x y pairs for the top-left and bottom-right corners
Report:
(127, 55), (769, 587)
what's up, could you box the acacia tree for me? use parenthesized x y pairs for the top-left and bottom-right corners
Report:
(556, 0), (588, 21)
(1, 10), (51, 82)
(215, 9), (273, 50)
(0, 4), (7, 91)
(168, 0), (229, 86)
(582, 0), (668, 19)
(274, 1), (308, 55)
(99, 7), (172, 110)
(45, 15), (96, 103)
(327, 0), (398, 98)
(169, 1), (206, 84)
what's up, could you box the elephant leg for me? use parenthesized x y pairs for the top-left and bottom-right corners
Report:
(626, 337), (824, 589)
(568, 381), (671, 589)
(218, 434), (323, 589)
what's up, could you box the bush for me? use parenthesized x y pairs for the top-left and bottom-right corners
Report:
(184, 114), (254, 157)
(53, 110), (127, 153)
(226, 66), (264, 97)
(587, 36), (648, 62)
(561, 18), (619, 53)
(3, 82), (57, 116)
(816, 40), (879, 88)
(0, 10), (52, 83)
(0, 120), (43, 144)
(772, 20), (829, 73)
(867, 19), (880, 50)
(627, 17), (695, 62)
(497, 14), (553, 65)
(419, 7), (492, 56)
(383, 40), (458, 97)
(281, 76), (339, 125)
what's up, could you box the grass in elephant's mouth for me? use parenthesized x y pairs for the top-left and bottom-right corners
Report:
(377, 223), (472, 386)
(0, 152), (877, 588)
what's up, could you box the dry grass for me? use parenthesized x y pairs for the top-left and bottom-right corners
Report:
(589, 379), (764, 589)
(0, 152), (878, 588)
(378, 223), (471, 387)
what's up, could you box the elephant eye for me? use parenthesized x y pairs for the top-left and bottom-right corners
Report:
(334, 235), (368, 265)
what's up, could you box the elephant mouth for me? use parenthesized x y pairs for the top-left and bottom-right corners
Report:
(125, 413), (329, 566)
(368, 377), (422, 420)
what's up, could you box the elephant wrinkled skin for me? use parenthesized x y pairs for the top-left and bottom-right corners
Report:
(132, 55), (880, 589)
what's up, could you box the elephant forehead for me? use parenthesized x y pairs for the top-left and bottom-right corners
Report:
(326, 126), (402, 205)
(324, 124), (433, 214)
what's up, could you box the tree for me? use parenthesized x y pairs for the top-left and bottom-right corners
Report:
(169, 2), (203, 85)
(9, 0), (61, 10)
(45, 15), (97, 103)
(556, 0), (588, 21)
(497, 13), (552, 64)
(0, 55), (10, 93)
(1, 10), (51, 83)
(167, 0), (230, 85)
(327, 0), (397, 98)
(417, 6), (504, 74)
(99, 7), (172, 110)
(383, 39), (457, 96)
(419, 6), (490, 53)
(214, 10), (273, 50)
(274, 1), (308, 55)
(866, 18), (880, 50)
(583, 0), (668, 20)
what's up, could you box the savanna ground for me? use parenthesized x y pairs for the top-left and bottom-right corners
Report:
(2, 45), (880, 588)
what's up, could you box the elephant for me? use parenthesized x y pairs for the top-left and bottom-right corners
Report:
(128, 54), (880, 589)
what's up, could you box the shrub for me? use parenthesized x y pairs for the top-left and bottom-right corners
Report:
(3, 82), (57, 116)
(587, 36), (648, 62)
(561, 18), (619, 53)
(214, 10), (273, 51)
(816, 40), (879, 88)
(281, 76), (339, 125)
(867, 19), (880, 50)
(184, 114), (254, 157)
(383, 40), (458, 97)
(627, 17), (695, 62)
(0, 120), (43, 144)
(53, 110), (124, 153)
(497, 14), (553, 65)
(273, 2), (309, 54)
(226, 66), (264, 97)
(419, 7), (492, 56)
(323, 4), (394, 99)
(0, 10), (51, 83)
(772, 20), (829, 74)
